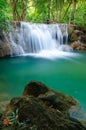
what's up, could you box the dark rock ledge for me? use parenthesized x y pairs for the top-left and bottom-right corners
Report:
(0, 80), (86, 130)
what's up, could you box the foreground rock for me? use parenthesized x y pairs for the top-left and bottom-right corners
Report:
(0, 80), (86, 130)
(0, 101), (9, 113)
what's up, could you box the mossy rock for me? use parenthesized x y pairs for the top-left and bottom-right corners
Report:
(4, 81), (86, 130)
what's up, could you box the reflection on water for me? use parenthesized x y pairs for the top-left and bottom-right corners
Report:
(0, 52), (86, 111)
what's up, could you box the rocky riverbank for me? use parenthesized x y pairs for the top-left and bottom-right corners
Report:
(0, 80), (86, 130)
(68, 24), (86, 50)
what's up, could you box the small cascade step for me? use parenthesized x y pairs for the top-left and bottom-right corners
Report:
(4, 22), (69, 56)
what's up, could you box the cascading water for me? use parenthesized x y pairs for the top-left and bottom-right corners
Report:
(59, 24), (68, 44)
(5, 22), (71, 57)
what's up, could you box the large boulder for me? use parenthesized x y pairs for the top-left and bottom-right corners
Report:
(23, 80), (49, 97)
(2, 80), (86, 130)
(81, 33), (86, 43)
(71, 41), (86, 50)
(23, 81), (77, 111)
(68, 24), (86, 46)
(70, 30), (83, 42)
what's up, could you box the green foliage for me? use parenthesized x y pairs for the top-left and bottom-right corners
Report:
(0, 0), (86, 29)
(0, 0), (9, 30)
(26, 0), (85, 31)
(72, 1), (86, 29)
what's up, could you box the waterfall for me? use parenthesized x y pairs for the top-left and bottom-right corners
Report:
(60, 24), (68, 44)
(5, 22), (70, 56)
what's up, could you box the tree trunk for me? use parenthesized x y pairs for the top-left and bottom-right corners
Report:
(10, 0), (28, 21)
(69, 0), (77, 24)
(63, 0), (72, 20)
(56, 0), (59, 22)
(48, 0), (51, 20)
(10, 0), (18, 21)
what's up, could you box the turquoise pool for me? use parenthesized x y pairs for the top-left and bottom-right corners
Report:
(0, 51), (86, 110)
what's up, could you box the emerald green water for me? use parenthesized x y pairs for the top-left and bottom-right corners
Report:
(0, 52), (86, 110)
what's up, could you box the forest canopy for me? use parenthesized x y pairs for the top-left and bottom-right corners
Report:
(0, 0), (86, 30)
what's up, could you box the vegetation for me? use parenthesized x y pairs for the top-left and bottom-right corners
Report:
(0, 0), (9, 30)
(0, 0), (86, 30)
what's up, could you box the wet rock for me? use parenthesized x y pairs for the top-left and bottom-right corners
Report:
(23, 80), (49, 97)
(0, 31), (5, 43)
(71, 41), (86, 50)
(59, 45), (73, 51)
(68, 25), (86, 46)
(70, 30), (83, 42)
(0, 30), (22, 58)
(38, 90), (76, 111)
(5, 96), (86, 130)
(0, 101), (9, 113)
(0, 32), (11, 57)
(81, 34), (86, 43)
(0, 43), (11, 57)
(23, 80), (77, 111)
(4, 81), (86, 130)
(69, 105), (86, 123)
(68, 24), (74, 35)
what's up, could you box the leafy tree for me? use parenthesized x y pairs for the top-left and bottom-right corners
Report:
(0, 0), (86, 29)
(10, 0), (28, 21)
(0, 0), (9, 30)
